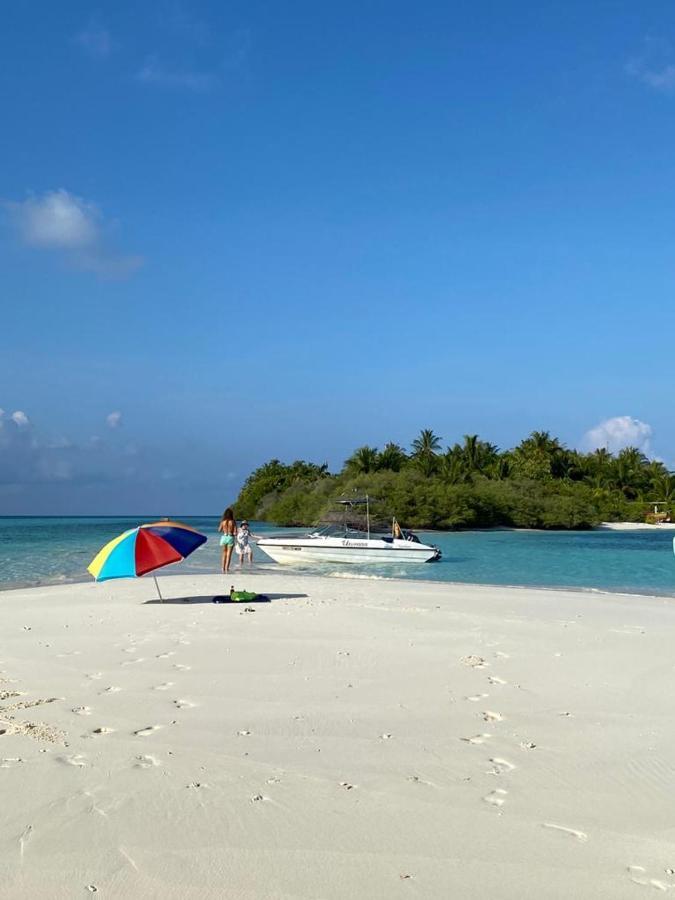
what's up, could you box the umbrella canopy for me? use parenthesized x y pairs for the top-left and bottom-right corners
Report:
(88, 521), (207, 586)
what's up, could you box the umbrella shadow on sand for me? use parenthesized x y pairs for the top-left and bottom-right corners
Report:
(143, 593), (308, 605)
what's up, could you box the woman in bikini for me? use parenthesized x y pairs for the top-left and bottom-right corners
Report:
(218, 508), (237, 574)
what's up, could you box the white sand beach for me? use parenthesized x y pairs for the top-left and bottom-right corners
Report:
(1, 572), (674, 898)
(599, 522), (675, 531)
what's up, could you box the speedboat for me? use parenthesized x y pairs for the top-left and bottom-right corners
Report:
(256, 497), (441, 566)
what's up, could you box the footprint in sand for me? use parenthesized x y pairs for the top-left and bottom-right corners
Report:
(520, 741), (537, 750)
(461, 655), (488, 668)
(339, 781), (356, 790)
(153, 683), (174, 691)
(92, 727), (115, 736)
(494, 651), (510, 659)
(135, 754), (161, 768)
(121, 658), (145, 667)
(156, 651), (175, 659)
(101, 686), (121, 694)
(59, 754), (87, 767)
(86, 673), (103, 680)
(173, 699), (196, 709)
(72, 706), (93, 716)
(489, 757), (516, 774)
(173, 664), (191, 671)
(0, 758), (23, 768)
(627, 865), (674, 891)
(465, 693), (489, 702)
(134, 725), (163, 737)
(482, 710), (504, 723)
(0, 690), (22, 701)
(237, 729), (251, 736)
(461, 734), (492, 745)
(407, 774), (434, 786)
(483, 788), (507, 808)
(19, 825), (33, 857)
(542, 823), (588, 842)
(488, 676), (507, 685)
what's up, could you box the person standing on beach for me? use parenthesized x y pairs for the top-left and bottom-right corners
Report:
(218, 508), (237, 574)
(235, 520), (255, 569)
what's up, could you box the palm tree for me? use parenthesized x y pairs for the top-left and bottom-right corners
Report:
(512, 431), (565, 481)
(649, 472), (675, 510)
(344, 445), (379, 475)
(461, 435), (500, 475)
(608, 447), (649, 499)
(645, 460), (669, 488)
(377, 442), (408, 472)
(411, 429), (441, 477)
(528, 430), (564, 455)
(494, 455), (512, 480)
(590, 447), (612, 467)
(441, 448), (468, 484)
(461, 434), (480, 471)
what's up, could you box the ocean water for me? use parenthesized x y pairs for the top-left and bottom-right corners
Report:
(0, 517), (674, 597)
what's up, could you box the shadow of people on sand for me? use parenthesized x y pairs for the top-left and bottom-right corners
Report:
(143, 593), (308, 605)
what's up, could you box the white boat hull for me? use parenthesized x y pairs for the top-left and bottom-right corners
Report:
(256, 536), (439, 565)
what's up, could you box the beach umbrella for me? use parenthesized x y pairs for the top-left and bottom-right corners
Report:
(88, 521), (207, 601)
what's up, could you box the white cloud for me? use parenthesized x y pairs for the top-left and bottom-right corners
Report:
(10, 411), (30, 428)
(106, 411), (122, 429)
(626, 39), (675, 92)
(3, 189), (142, 279)
(9, 189), (99, 249)
(582, 416), (653, 455)
(75, 20), (112, 59)
(137, 56), (215, 91)
(0, 405), (165, 487)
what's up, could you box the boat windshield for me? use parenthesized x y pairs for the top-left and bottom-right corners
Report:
(310, 523), (372, 538)
(311, 498), (407, 540)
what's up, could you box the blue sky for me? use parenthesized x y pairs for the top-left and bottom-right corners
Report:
(2, 1), (675, 513)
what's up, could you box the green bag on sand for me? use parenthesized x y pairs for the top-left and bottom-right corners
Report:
(230, 589), (258, 602)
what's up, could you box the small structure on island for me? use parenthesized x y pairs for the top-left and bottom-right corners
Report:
(646, 502), (672, 525)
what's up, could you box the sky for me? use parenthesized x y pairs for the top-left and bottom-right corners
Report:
(2, 1), (675, 514)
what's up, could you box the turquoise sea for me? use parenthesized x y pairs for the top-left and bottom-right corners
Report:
(1, 517), (674, 596)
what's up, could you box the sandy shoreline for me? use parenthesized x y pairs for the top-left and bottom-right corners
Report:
(1, 572), (673, 898)
(598, 521), (675, 531)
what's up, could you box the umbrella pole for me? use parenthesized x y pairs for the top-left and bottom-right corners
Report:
(153, 575), (163, 603)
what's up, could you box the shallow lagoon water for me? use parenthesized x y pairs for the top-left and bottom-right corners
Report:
(1, 517), (674, 597)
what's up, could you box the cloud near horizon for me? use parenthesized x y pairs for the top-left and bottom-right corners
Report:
(3, 189), (142, 279)
(106, 411), (122, 429)
(582, 416), (654, 456)
(0, 406), (173, 489)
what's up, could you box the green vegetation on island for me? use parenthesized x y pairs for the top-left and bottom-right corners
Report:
(234, 430), (675, 530)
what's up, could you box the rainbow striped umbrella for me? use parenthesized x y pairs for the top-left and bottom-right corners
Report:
(88, 521), (207, 601)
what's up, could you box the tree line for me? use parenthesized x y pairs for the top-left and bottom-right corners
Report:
(234, 429), (674, 530)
